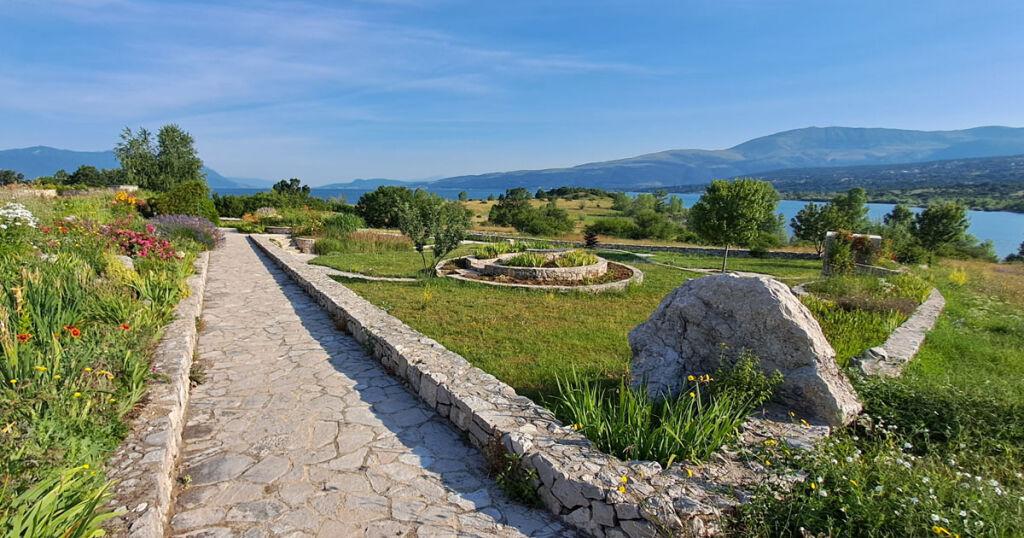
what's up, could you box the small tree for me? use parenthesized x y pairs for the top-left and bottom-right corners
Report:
(0, 169), (26, 186)
(1005, 241), (1024, 263)
(884, 204), (914, 228)
(272, 178), (311, 196)
(912, 201), (968, 262)
(356, 186), (414, 228)
(397, 190), (469, 271)
(827, 188), (870, 231)
(458, 191), (468, 202)
(583, 227), (599, 248)
(790, 202), (829, 255)
(689, 179), (779, 271)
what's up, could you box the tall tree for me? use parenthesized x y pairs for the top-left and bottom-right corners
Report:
(826, 188), (870, 231)
(156, 124), (204, 190)
(689, 179), (780, 271)
(883, 204), (914, 228)
(912, 201), (968, 262)
(114, 127), (157, 188)
(356, 186), (413, 228)
(790, 202), (829, 255)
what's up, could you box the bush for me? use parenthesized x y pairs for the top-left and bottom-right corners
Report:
(323, 213), (365, 239)
(148, 180), (218, 224)
(474, 242), (519, 259)
(313, 238), (345, 255)
(554, 250), (598, 267)
(585, 218), (641, 239)
(502, 252), (547, 267)
(150, 215), (223, 250)
(356, 186), (413, 228)
(550, 354), (781, 466)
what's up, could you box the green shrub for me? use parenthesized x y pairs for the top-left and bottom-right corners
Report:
(323, 213), (365, 239)
(828, 237), (855, 274)
(502, 252), (547, 267)
(314, 238), (345, 255)
(1, 467), (118, 538)
(147, 180), (218, 224)
(801, 295), (904, 366)
(550, 354), (781, 466)
(554, 250), (598, 267)
(586, 218), (640, 239)
(474, 242), (518, 259)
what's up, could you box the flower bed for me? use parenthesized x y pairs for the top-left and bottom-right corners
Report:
(0, 194), (206, 535)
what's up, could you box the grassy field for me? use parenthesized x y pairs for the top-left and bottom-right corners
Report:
(339, 251), (700, 401)
(311, 245), (475, 278)
(649, 252), (823, 283)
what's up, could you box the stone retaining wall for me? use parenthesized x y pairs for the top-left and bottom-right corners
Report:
(252, 235), (825, 537)
(466, 232), (819, 260)
(854, 288), (946, 377)
(481, 253), (608, 282)
(105, 252), (211, 537)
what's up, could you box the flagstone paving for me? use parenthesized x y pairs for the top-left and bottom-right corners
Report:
(170, 232), (569, 537)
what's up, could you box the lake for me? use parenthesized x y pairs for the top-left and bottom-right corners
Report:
(213, 187), (1024, 258)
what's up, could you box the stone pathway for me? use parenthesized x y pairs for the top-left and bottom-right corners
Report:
(170, 232), (568, 537)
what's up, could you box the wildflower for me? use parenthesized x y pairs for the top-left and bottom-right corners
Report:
(810, 482), (817, 490)
(8, 379), (16, 385)
(619, 475), (629, 484)
(800, 419), (810, 428)
(64, 325), (82, 338)
(33, 365), (47, 372)
(118, 323), (131, 331)
(932, 526), (952, 536)
(84, 367), (93, 373)
(763, 439), (778, 447)
(688, 391), (695, 398)
(571, 423), (582, 431)
(931, 514), (941, 522)
(687, 375), (696, 381)
(850, 479), (858, 486)
(81, 464), (90, 470)
(108, 397), (116, 403)
(17, 333), (32, 344)
(73, 392), (82, 398)
(617, 485), (626, 494)
(1, 423), (13, 434)
(685, 468), (694, 478)
(53, 374), (61, 380)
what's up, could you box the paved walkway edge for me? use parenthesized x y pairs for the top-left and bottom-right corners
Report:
(106, 251), (211, 537)
(251, 234), (827, 538)
(855, 287), (946, 377)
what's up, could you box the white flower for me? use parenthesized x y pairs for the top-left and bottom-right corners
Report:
(931, 514), (941, 522)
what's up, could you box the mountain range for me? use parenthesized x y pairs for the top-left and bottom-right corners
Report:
(0, 146), (263, 189)
(3, 126), (1024, 192)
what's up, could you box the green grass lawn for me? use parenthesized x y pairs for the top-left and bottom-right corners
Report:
(649, 252), (823, 283)
(339, 252), (700, 401)
(310, 245), (475, 278)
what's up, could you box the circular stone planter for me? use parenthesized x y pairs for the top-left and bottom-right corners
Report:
(480, 251), (608, 283)
(264, 225), (293, 235)
(436, 254), (643, 293)
(293, 237), (316, 254)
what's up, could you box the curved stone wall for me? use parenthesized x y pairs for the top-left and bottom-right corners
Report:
(480, 252), (608, 282)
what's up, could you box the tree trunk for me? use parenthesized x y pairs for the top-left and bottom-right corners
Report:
(721, 244), (730, 272)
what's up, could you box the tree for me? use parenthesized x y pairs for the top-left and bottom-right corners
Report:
(272, 178), (311, 196)
(791, 202), (830, 255)
(356, 186), (414, 228)
(68, 165), (106, 186)
(912, 201), (968, 262)
(1005, 241), (1024, 263)
(0, 169), (25, 186)
(397, 190), (469, 270)
(488, 188), (533, 227)
(689, 179), (780, 271)
(884, 204), (914, 228)
(458, 191), (468, 202)
(826, 188), (869, 231)
(610, 192), (632, 211)
(114, 127), (158, 188)
(155, 124), (204, 190)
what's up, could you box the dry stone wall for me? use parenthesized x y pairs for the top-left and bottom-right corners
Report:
(252, 235), (827, 537)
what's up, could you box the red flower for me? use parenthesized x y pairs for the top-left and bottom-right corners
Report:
(16, 333), (32, 344)
(118, 323), (131, 332)
(64, 325), (82, 338)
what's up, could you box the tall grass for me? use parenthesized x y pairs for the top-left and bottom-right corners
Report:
(502, 252), (547, 267)
(554, 249), (598, 267)
(550, 355), (781, 466)
(801, 295), (906, 366)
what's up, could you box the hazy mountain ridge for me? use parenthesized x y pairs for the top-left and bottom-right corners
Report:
(0, 146), (253, 189)
(426, 126), (1024, 190)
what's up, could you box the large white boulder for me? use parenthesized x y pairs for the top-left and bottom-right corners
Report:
(629, 273), (861, 426)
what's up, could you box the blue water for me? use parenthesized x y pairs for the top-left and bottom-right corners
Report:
(213, 187), (1024, 258)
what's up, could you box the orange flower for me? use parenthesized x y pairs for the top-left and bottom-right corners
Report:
(118, 323), (131, 332)
(16, 333), (32, 344)
(64, 325), (82, 338)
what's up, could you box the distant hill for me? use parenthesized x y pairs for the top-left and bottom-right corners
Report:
(427, 126), (1024, 191)
(318, 178), (415, 189)
(743, 153), (1024, 192)
(0, 146), (253, 189)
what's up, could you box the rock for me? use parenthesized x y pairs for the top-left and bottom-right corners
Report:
(629, 274), (861, 426)
(115, 254), (135, 271)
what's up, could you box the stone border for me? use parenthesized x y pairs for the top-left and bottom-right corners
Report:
(437, 255), (644, 294)
(854, 288), (946, 377)
(467, 232), (820, 260)
(482, 252), (608, 282)
(105, 252), (211, 537)
(252, 235), (826, 537)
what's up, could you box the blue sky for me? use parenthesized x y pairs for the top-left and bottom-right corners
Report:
(2, 0), (1022, 184)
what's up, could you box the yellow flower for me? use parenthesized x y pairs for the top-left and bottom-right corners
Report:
(850, 479), (858, 486)
(108, 397), (116, 403)
(763, 438), (778, 447)
(932, 526), (952, 536)
(688, 391), (696, 398)
(73, 392), (82, 398)
(619, 475), (628, 484)
(33, 365), (47, 372)
(788, 410), (796, 418)
(53, 374), (61, 380)
(84, 367), (93, 373)
(81, 464), (90, 470)
(1, 423), (14, 434)
(810, 482), (817, 490)
(571, 423), (582, 431)
(800, 419), (811, 428)
(9, 379), (16, 385)
(687, 375), (696, 381)
(685, 468), (694, 478)
(616, 485), (626, 494)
